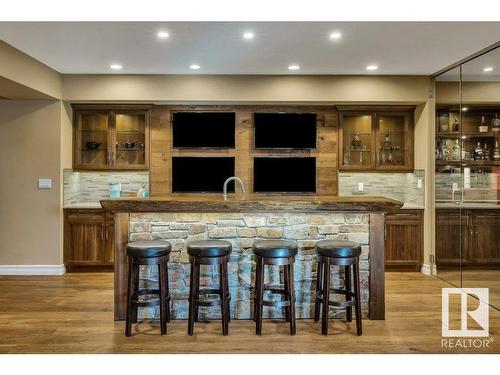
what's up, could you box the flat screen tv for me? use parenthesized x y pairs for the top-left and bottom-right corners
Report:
(254, 113), (317, 149)
(172, 112), (236, 148)
(172, 157), (235, 193)
(253, 157), (316, 193)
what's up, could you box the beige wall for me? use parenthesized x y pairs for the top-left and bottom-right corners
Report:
(0, 100), (62, 265)
(62, 74), (430, 103)
(0, 41), (61, 100)
(0, 65), (434, 268)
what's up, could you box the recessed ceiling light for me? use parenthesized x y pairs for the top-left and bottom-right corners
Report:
(189, 64), (201, 70)
(157, 31), (169, 39)
(110, 64), (122, 70)
(462, 107), (469, 112)
(329, 32), (342, 40)
(288, 64), (300, 71)
(366, 65), (378, 71)
(242, 32), (254, 40)
(483, 67), (494, 72)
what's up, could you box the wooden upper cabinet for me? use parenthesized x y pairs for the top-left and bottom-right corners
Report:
(73, 105), (151, 170)
(338, 107), (414, 172)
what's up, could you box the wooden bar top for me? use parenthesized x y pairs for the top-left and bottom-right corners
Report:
(100, 194), (403, 213)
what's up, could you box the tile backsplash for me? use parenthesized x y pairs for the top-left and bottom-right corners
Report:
(339, 170), (425, 207)
(63, 169), (149, 205)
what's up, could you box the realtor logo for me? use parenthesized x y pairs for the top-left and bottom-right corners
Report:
(442, 288), (489, 337)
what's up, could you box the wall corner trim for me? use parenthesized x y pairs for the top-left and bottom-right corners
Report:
(0, 264), (66, 275)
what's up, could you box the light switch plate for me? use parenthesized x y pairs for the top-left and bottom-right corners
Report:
(417, 178), (423, 189)
(38, 178), (52, 189)
(358, 182), (364, 191)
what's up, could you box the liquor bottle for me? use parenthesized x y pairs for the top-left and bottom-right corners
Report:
(452, 117), (460, 132)
(491, 113), (500, 132)
(493, 140), (500, 160)
(474, 142), (483, 160)
(436, 141), (441, 160)
(441, 141), (449, 161)
(451, 139), (461, 161)
(479, 116), (489, 133)
(483, 143), (490, 161)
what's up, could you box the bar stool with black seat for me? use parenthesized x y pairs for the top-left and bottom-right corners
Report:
(125, 240), (172, 337)
(187, 240), (232, 336)
(253, 239), (298, 336)
(314, 239), (362, 336)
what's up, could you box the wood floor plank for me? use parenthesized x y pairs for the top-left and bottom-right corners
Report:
(0, 272), (498, 353)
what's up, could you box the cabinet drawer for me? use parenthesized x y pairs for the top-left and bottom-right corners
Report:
(386, 209), (422, 223)
(65, 209), (105, 224)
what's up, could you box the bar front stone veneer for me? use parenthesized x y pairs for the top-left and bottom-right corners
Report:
(103, 195), (400, 322)
(127, 212), (371, 321)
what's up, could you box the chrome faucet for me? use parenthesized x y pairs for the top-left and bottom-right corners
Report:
(223, 176), (246, 200)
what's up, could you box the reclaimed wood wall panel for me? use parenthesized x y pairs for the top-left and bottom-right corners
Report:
(149, 105), (339, 195)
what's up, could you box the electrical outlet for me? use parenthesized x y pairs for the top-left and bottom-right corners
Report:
(38, 178), (52, 189)
(358, 182), (364, 191)
(452, 182), (458, 190)
(417, 178), (423, 189)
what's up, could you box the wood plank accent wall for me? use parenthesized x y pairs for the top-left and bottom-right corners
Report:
(149, 105), (338, 196)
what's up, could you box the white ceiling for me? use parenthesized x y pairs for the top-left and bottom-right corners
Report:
(0, 22), (500, 75)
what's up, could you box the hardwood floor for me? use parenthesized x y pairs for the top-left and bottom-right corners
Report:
(0, 272), (498, 354)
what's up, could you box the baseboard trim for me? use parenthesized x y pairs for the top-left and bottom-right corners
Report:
(0, 265), (66, 275)
(421, 263), (433, 275)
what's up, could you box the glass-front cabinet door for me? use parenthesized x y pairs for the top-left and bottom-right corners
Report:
(72, 105), (150, 170)
(338, 108), (414, 171)
(113, 111), (149, 169)
(339, 113), (375, 170)
(74, 111), (111, 169)
(376, 112), (413, 170)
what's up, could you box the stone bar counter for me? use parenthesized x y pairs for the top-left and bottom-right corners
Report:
(101, 194), (402, 322)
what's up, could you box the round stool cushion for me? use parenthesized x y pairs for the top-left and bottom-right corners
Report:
(126, 240), (172, 258)
(315, 240), (361, 258)
(252, 239), (298, 258)
(187, 240), (232, 257)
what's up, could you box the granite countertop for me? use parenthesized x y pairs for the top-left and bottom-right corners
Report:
(100, 194), (403, 213)
(401, 203), (424, 210)
(63, 202), (103, 209)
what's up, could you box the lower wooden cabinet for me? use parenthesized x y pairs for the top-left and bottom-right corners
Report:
(385, 209), (423, 271)
(64, 209), (114, 270)
(436, 209), (500, 268)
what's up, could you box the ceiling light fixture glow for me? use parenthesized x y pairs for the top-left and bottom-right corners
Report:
(366, 65), (378, 71)
(110, 64), (122, 70)
(157, 31), (169, 39)
(243, 32), (254, 40)
(483, 67), (494, 72)
(329, 32), (342, 40)
(189, 64), (201, 70)
(288, 64), (300, 71)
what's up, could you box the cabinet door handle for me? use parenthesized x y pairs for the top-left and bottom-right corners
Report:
(105, 225), (109, 241)
(101, 224), (105, 240)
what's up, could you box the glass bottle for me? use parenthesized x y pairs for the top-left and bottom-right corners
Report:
(493, 140), (500, 161)
(451, 139), (461, 161)
(479, 116), (488, 133)
(452, 117), (460, 132)
(441, 141), (449, 161)
(474, 142), (483, 160)
(491, 113), (500, 130)
(482, 142), (490, 161)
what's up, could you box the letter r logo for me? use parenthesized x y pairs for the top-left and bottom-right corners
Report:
(442, 288), (489, 337)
